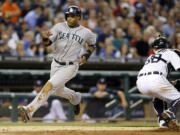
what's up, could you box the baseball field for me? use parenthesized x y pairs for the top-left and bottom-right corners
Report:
(0, 123), (179, 135)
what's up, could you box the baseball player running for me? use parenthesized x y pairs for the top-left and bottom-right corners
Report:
(18, 6), (96, 122)
(136, 35), (180, 130)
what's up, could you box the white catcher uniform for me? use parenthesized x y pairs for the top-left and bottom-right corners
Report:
(136, 49), (180, 103)
(27, 21), (96, 117)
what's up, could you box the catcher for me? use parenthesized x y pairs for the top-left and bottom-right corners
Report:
(136, 35), (180, 130)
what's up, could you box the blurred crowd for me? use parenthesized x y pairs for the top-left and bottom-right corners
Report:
(0, 0), (180, 59)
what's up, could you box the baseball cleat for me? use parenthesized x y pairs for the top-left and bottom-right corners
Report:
(158, 119), (168, 128)
(73, 92), (81, 115)
(161, 110), (179, 130)
(74, 104), (80, 115)
(18, 106), (30, 123)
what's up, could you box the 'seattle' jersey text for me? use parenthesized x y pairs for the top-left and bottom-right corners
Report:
(49, 22), (96, 62)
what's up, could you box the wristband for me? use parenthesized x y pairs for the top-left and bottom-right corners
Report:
(42, 38), (49, 42)
(83, 50), (92, 60)
(42, 38), (52, 46)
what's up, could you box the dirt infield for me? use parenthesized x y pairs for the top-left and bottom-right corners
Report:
(0, 126), (179, 135)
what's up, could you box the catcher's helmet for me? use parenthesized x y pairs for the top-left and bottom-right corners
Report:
(152, 35), (170, 49)
(65, 6), (81, 20)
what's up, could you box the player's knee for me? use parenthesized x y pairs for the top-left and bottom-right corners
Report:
(49, 79), (64, 89)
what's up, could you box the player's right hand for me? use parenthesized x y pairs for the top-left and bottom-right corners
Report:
(42, 31), (53, 38)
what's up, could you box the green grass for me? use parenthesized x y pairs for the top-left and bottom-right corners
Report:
(0, 122), (159, 127)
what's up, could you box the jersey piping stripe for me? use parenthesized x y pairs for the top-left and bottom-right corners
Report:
(60, 26), (83, 61)
(58, 23), (71, 61)
(156, 49), (167, 64)
(160, 58), (167, 63)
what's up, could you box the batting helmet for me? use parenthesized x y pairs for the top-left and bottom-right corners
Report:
(152, 35), (170, 49)
(65, 6), (81, 20)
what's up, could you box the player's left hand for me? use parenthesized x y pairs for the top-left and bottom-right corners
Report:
(42, 31), (53, 39)
(79, 55), (86, 66)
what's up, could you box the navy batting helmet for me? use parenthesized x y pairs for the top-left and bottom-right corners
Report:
(65, 6), (81, 20)
(152, 35), (170, 49)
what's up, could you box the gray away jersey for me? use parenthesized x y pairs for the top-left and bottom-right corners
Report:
(49, 22), (96, 62)
(139, 49), (180, 77)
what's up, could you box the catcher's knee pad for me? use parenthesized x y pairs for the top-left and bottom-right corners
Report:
(153, 98), (168, 116)
(170, 97), (180, 114)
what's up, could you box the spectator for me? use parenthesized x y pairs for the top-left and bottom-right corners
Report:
(36, 0), (48, 8)
(80, 14), (89, 29)
(21, 0), (32, 17)
(130, 30), (142, 58)
(62, 0), (79, 11)
(93, 18), (106, 35)
(25, 44), (37, 56)
(13, 40), (25, 56)
(134, 2), (146, 28)
(127, 22), (140, 44)
(1, 0), (22, 24)
(97, 22), (111, 54)
(162, 16), (175, 37)
(118, 18), (130, 37)
(119, 3), (131, 19)
(99, 38), (120, 58)
(83, 78), (128, 120)
(112, 28), (130, 57)
(0, 0), (180, 58)
(87, 9), (97, 30)
(113, 1), (135, 18)
(0, 42), (10, 56)
(0, 23), (6, 35)
(0, 88), (11, 117)
(0, 32), (11, 56)
(54, 13), (65, 24)
(22, 31), (35, 52)
(24, 6), (42, 30)
(36, 7), (51, 27)
(133, 30), (150, 57)
(17, 21), (29, 39)
(175, 33), (180, 50)
(7, 25), (19, 54)
(175, 10), (180, 26)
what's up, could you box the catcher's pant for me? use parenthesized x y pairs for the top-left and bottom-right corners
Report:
(43, 99), (67, 123)
(153, 98), (168, 116)
(27, 59), (80, 117)
(136, 74), (180, 103)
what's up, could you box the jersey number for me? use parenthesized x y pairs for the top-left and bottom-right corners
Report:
(145, 54), (162, 64)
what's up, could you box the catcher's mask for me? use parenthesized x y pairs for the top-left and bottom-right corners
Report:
(152, 35), (170, 49)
